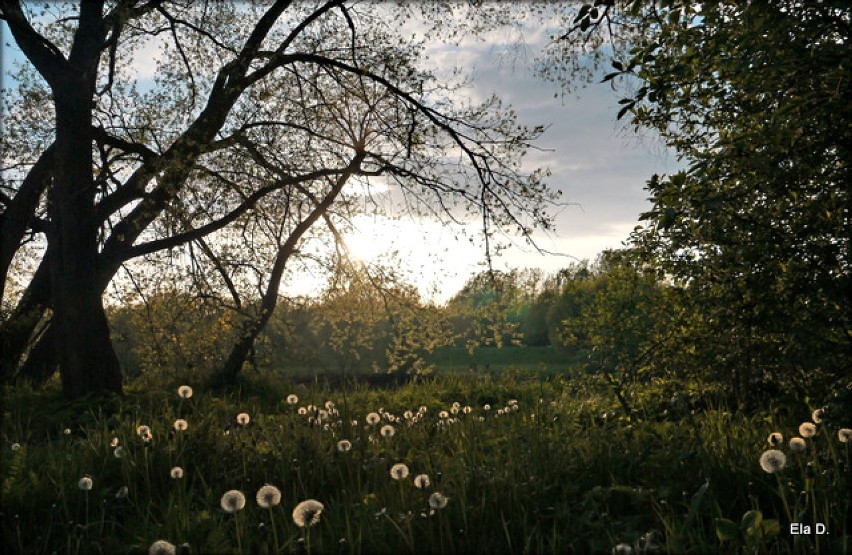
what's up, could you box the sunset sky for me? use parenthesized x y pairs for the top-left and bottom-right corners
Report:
(1, 6), (676, 303)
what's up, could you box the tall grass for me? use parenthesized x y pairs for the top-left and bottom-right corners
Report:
(1, 370), (849, 554)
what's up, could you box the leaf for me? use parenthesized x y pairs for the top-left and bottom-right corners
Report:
(715, 518), (741, 542)
(741, 509), (762, 537)
(612, 60), (624, 71)
(617, 102), (634, 120)
(761, 519), (780, 538)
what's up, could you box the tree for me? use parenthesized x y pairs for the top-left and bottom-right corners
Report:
(556, 1), (851, 399)
(1, 1), (553, 397)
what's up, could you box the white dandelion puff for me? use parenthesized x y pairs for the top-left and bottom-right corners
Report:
(136, 425), (151, 437)
(116, 486), (129, 499)
(838, 428), (852, 443)
(287, 394), (299, 405)
(380, 425), (395, 438)
(483, 404), (490, 411)
(767, 432), (783, 446)
(220, 490), (246, 513)
(811, 408), (825, 424)
(337, 439), (352, 452)
(177, 385), (193, 399)
(11, 442), (21, 452)
(110, 437), (119, 447)
(170, 467), (184, 479)
(149, 539), (176, 555)
(298, 407), (307, 415)
(789, 437), (807, 452)
(438, 411), (448, 419)
(759, 450), (786, 473)
(611, 543), (633, 555)
(256, 484), (282, 508)
(366, 412), (381, 426)
(798, 422), (817, 438)
(173, 419), (188, 432)
(324, 401), (335, 409)
(463, 406), (472, 414)
(236, 413), (250, 425)
(390, 463), (409, 480)
(114, 446), (125, 458)
(292, 499), (324, 528)
(428, 492), (448, 509)
(413, 474), (430, 489)
(64, 428), (72, 435)
(78, 476), (93, 491)
(404, 410), (413, 420)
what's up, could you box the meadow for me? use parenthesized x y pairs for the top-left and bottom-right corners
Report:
(2, 362), (849, 554)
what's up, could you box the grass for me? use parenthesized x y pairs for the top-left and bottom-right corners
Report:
(1, 367), (850, 554)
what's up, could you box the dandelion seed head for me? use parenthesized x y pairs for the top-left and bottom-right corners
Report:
(390, 463), (409, 480)
(798, 422), (816, 438)
(611, 543), (633, 555)
(463, 406), (472, 414)
(116, 486), (129, 499)
(450, 406), (459, 415)
(380, 424), (395, 438)
(418, 406), (427, 413)
(292, 499), (324, 527)
(78, 476), (93, 491)
(114, 446), (125, 458)
(759, 449), (786, 473)
(439, 410), (449, 419)
(11, 443), (21, 452)
(324, 400), (334, 409)
(136, 425), (150, 437)
(298, 407), (307, 415)
(337, 439), (352, 452)
(838, 428), (852, 443)
(811, 408), (825, 424)
(287, 394), (299, 405)
(173, 419), (188, 432)
(110, 437), (119, 447)
(220, 490), (246, 513)
(177, 385), (193, 399)
(64, 428), (72, 435)
(404, 410), (413, 419)
(149, 539), (176, 555)
(236, 413), (250, 425)
(767, 432), (783, 446)
(366, 412), (381, 426)
(428, 492), (448, 509)
(413, 474), (430, 489)
(789, 437), (807, 452)
(256, 484), (282, 508)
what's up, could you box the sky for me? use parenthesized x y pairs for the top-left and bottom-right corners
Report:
(1, 5), (676, 304)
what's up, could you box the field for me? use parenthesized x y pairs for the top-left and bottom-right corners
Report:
(2, 360), (849, 554)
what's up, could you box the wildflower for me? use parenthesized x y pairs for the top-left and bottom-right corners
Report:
(413, 474), (430, 489)
(789, 437), (807, 452)
(811, 408), (825, 424)
(220, 490), (246, 513)
(438, 411), (449, 419)
(64, 428), (72, 435)
(483, 404), (490, 411)
(404, 410), (413, 419)
(78, 476), (93, 491)
(428, 492), (448, 509)
(173, 419), (188, 432)
(767, 432), (783, 446)
(287, 394), (299, 405)
(380, 425), (395, 438)
(256, 484), (282, 508)
(838, 428), (852, 443)
(116, 486), (129, 499)
(390, 463), (410, 480)
(366, 412), (381, 426)
(11, 443), (21, 452)
(798, 422), (817, 438)
(236, 413), (250, 425)
(136, 425), (151, 437)
(149, 539), (177, 555)
(612, 543), (633, 555)
(759, 450), (786, 473)
(114, 446), (125, 458)
(110, 437), (119, 447)
(292, 499), (324, 528)
(298, 407), (307, 415)
(170, 467), (184, 479)
(177, 385), (193, 399)
(337, 439), (352, 452)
